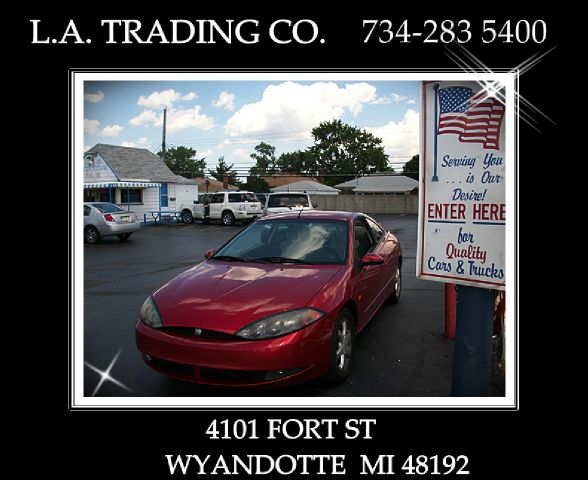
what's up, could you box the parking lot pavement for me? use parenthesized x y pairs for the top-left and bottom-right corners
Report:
(82, 215), (470, 398)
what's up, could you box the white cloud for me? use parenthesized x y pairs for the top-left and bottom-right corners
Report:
(181, 92), (198, 101)
(198, 149), (214, 158)
(130, 105), (214, 133)
(137, 89), (200, 109)
(212, 91), (236, 111)
(229, 147), (251, 162)
(85, 90), (105, 103)
(366, 109), (419, 159)
(224, 81), (377, 137)
(137, 89), (182, 109)
(130, 109), (159, 126)
(406, 99), (416, 105)
(121, 137), (149, 148)
(84, 119), (123, 137)
(84, 119), (101, 135)
(369, 93), (409, 105)
(100, 124), (123, 137)
(166, 106), (215, 133)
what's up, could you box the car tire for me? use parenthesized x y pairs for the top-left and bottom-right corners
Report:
(222, 211), (235, 226)
(324, 308), (355, 383)
(85, 226), (101, 244)
(387, 265), (402, 304)
(181, 210), (194, 224)
(117, 233), (132, 241)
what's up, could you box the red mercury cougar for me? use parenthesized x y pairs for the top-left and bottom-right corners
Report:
(135, 210), (402, 387)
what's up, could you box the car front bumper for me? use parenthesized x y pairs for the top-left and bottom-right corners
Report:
(135, 316), (333, 387)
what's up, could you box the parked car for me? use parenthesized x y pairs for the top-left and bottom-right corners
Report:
(84, 202), (140, 244)
(135, 210), (402, 387)
(193, 191), (262, 226)
(264, 192), (317, 216)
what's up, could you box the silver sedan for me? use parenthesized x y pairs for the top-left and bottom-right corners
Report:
(84, 202), (140, 244)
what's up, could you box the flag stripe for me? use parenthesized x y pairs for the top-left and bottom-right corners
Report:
(437, 86), (504, 150)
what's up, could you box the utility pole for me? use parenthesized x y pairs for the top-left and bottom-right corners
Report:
(161, 106), (167, 162)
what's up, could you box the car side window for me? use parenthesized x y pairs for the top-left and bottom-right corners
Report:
(366, 217), (384, 244)
(228, 193), (244, 203)
(84, 206), (91, 216)
(212, 193), (224, 204)
(353, 221), (375, 266)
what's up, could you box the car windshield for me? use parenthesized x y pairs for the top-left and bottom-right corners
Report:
(213, 219), (348, 265)
(268, 194), (309, 208)
(92, 203), (125, 213)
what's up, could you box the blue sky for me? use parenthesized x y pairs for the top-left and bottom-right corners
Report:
(84, 80), (420, 175)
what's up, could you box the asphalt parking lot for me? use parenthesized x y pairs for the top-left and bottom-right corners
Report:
(83, 214), (481, 398)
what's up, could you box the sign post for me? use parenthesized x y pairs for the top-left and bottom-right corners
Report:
(417, 80), (506, 396)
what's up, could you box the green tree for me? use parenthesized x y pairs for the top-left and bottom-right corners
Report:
(309, 119), (391, 186)
(402, 154), (419, 180)
(208, 156), (241, 187)
(156, 146), (206, 179)
(249, 142), (278, 176)
(277, 150), (316, 175)
(242, 177), (270, 192)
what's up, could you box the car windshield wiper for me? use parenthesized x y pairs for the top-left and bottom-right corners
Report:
(210, 255), (254, 262)
(252, 256), (314, 265)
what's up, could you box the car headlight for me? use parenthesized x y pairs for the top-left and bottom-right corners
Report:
(139, 296), (163, 328)
(236, 308), (325, 340)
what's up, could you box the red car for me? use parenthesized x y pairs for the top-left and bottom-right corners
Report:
(135, 211), (402, 387)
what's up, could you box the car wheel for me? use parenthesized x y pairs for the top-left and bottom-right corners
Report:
(181, 210), (194, 224)
(117, 233), (132, 241)
(325, 308), (355, 383)
(222, 211), (235, 226)
(387, 265), (402, 304)
(85, 226), (101, 244)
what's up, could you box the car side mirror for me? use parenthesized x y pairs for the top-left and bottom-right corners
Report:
(204, 248), (218, 259)
(360, 253), (384, 267)
(312, 203), (318, 208)
(193, 200), (199, 204)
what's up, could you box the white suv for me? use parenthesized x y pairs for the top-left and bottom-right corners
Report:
(193, 191), (262, 226)
(264, 192), (317, 216)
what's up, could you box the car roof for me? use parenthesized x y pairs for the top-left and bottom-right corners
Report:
(256, 210), (359, 222)
(267, 191), (310, 195)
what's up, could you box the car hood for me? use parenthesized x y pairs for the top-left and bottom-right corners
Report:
(153, 261), (343, 334)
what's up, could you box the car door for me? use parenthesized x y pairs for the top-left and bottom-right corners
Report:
(353, 219), (381, 329)
(365, 216), (398, 303)
(209, 193), (225, 219)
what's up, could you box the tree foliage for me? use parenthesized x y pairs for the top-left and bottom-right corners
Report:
(309, 119), (391, 186)
(249, 142), (278, 176)
(402, 154), (419, 180)
(157, 146), (206, 179)
(209, 156), (241, 187)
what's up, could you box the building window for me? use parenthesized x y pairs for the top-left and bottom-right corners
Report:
(121, 188), (142, 204)
(160, 183), (168, 208)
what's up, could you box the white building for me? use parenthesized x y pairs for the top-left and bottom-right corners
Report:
(83, 144), (198, 223)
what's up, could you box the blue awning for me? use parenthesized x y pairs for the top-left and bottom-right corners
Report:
(84, 181), (161, 188)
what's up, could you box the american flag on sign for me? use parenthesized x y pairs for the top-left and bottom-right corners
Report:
(437, 86), (505, 150)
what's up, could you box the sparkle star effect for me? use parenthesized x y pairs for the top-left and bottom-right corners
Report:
(85, 349), (132, 396)
(444, 43), (557, 133)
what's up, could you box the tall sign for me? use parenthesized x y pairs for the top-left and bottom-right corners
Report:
(417, 81), (505, 290)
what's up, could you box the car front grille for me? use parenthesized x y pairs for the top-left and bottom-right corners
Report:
(160, 327), (238, 340)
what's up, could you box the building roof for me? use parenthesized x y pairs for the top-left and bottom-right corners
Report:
(334, 175), (419, 193)
(270, 180), (340, 195)
(86, 144), (194, 185)
(192, 177), (239, 191)
(262, 174), (316, 188)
